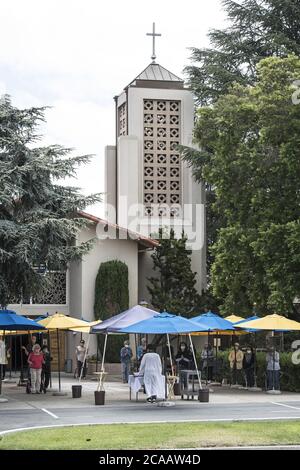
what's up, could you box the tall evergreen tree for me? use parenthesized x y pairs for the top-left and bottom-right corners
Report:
(0, 95), (101, 307)
(185, 0), (300, 105)
(186, 56), (300, 316)
(148, 229), (200, 317)
(183, 0), (300, 303)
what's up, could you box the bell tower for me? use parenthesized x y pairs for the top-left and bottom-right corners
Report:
(104, 24), (206, 297)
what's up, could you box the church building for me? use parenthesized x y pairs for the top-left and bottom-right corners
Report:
(8, 24), (206, 368)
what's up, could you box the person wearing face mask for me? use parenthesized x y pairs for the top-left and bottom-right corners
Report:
(120, 340), (132, 383)
(228, 343), (244, 386)
(243, 346), (255, 388)
(175, 342), (192, 389)
(201, 343), (214, 383)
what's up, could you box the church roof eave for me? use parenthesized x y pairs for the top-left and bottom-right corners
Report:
(77, 211), (158, 249)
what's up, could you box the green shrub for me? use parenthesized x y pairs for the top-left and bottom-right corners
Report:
(94, 260), (129, 363)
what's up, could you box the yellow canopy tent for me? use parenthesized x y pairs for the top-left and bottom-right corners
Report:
(237, 314), (300, 331)
(225, 315), (244, 323)
(38, 314), (90, 394)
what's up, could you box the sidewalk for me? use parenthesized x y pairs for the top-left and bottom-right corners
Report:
(1, 373), (300, 410)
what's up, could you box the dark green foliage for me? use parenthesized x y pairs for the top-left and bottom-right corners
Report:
(0, 95), (101, 307)
(183, 0), (300, 310)
(94, 260), (129, 362)
(147, 229), (200, 317)
(184, 56), (300, 315)
(185, 0), (300, 106)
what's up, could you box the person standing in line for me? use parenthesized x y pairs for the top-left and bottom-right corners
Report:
(75, 339), (88, 379)
(120, 340), (132, 383)
(137, 337), (147, 363)
(201, 343), (214, 383)
(28, 344), (44, 394)
(41, 345), (52, 392)
(243, 346), (255, 388)
(228, 343), (244, 386)
(266, 346), (280, 391)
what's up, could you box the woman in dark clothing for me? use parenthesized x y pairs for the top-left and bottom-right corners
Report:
(243, 346), (255, 388)
(175, 342), (193, 389)
(41, 345), (52, 392)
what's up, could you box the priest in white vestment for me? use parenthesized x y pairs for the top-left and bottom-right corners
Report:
(139, 344), (165, 403)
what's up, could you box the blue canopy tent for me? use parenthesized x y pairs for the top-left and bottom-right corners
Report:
(191, 311), (235, 385)
(120, 312), (208, 390)
(0, 310), (46, 401)
(234, 315), (260, 332)
(192, 311), (235, 331)
(91, 305), (159, 375)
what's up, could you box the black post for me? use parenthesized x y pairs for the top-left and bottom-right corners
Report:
(56, 328), (61, 392)
(206, 331), (209, 386)
(9, 335), (12, 378)
(48, 330), (52, 388)
(14, 334), (17, 375)
(20, 335), (24, 383)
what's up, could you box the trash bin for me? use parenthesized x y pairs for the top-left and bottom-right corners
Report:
(94, 390), (105, 405)
(64, 359), (73, 373)
(72, 385), (82, 398)
(198, 388), (209, 402)
(174, 382), (182, 396)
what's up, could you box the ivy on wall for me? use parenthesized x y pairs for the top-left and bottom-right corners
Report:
(94, 260), (129, 362)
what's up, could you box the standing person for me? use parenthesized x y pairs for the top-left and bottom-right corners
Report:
(75, 340), (88, 379)
(28, 344), (44, 394)
(243, 346), (255, 388)
(22, 334), (39, 357)
(137, 337), (147, 363)
(266, 346), (280, 391)
(0, 336), (10, 381)
(139, 344), (165, 403)
(228, 343), (244, 386)
(201, 343), (214, 383)
(41, 345), (52, 393)
(175, 342), (192, 389)
(120, 340), (132, 383)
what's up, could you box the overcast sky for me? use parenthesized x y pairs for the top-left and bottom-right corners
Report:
(0, 0), (225, 216)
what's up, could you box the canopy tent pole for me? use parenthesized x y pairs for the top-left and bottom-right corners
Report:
(166, 334), (174, 376)
(52, 328), (67, 396)
(206, 331), (209, 386)
(79, 334), (90, 382)
(48, 330), (52, 389)
(97, 333), (108, 392)
(0, 330), (5, 396)
(101, 333), (108, 373)
(188, 333), (202, 390)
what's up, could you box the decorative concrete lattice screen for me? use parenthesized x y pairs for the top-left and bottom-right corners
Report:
(118, 103), (127, 136)
(143, 99), (181, 217)
(32, 271), (67, 304)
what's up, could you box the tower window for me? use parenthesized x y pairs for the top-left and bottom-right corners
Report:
(143, 99), (181, 217)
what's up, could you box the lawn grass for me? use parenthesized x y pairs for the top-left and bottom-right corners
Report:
(1, 420), (300, 450)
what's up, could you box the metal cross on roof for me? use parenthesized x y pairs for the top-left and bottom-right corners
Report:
(146, 22), (161, 63)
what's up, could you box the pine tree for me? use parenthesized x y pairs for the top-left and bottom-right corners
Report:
(147, 229), (200, 317)
(185, 0), (300, 105)
(0, 95), (101, 307)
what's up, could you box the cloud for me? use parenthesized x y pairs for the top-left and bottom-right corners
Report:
(0, 0), (225, 216)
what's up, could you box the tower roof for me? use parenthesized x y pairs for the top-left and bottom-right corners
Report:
(125, 63), (184, 90)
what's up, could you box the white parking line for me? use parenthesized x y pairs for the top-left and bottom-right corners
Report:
(271, 402), (300, 411)
(41, 408), (59, 419)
